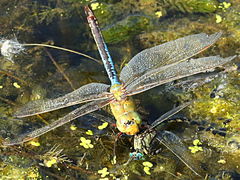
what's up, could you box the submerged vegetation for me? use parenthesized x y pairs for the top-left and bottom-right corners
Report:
(0, 0), (239, 179)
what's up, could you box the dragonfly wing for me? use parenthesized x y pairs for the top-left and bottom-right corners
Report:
(120, 32), (222, 85)
(126, 55), (236, 95)
(150, 102), (191, 130)
(157, 131), (203, 177)
(134, 103), (190, 154)
(14, 83), (110, 118)
(5, 99), (110, 145)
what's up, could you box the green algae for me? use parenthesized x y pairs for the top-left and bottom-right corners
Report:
(102, 15), (152, 44)
(171, 70), (240, 175)
(188, 71), (240, 132)
(160, 0), (218, 13)
(0, 163), (41, 180)
(87, 1), (162, 43)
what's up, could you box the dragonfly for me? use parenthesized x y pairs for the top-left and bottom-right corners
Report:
(132, 102), (203, 177)
(4, 5), (236, 145)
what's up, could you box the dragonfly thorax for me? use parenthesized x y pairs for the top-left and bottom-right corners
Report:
(110, 84), (127, 101)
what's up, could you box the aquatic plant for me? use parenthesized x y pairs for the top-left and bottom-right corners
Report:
(188, 139), (203, 153)
(39, 144), (71, 167)
(0, 164), (40, 180)
(98, 167), (110, 178)
(142, 161), (153, 175)
(161, 0), (218, 13)
(79, 137), (94, 149)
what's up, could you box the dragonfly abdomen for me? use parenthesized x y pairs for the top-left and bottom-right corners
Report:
(85, 6), (120, 86)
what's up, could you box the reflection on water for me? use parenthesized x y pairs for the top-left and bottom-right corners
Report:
(0, 0), (239, 179)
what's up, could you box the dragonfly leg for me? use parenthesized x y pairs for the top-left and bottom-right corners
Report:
(112, 132), (123, 164)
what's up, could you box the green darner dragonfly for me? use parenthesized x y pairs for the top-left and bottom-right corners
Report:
(4, 6), (236, 145)
(131, 102), (204, 176)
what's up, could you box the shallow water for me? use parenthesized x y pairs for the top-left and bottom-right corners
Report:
(0, 0), (240, 179)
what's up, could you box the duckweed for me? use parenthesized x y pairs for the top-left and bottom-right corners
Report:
(79, 137), (94, 149)
(98, 167), (110, 178)
(188, 139), (203, 153)
(189, 146), (203, 154)
(85, 130), (93, 135)
(70, 124), (77, 131)
(44, 157), (57, 167)
(193, 139), (202, 146)
(144, 166), (151, 175)
(143, 161), (153, 175)
(98, 122), (108, 130)
(217, 159), (226, 164)
(142, 161), (153, 168)
(28, 140), (41, 147)
(215, 14), (223, 23)
(155, 11), (163, 18)
(218, 2), (231, 11)
(13, 82), (21, 88)
(90, 2), (101, 10)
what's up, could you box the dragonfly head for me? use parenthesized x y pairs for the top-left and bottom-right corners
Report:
(110, 84), (126, 101)
(117, 120), (139, 135)
(133, 131), (156, 154)
(116, 112), (141, 135)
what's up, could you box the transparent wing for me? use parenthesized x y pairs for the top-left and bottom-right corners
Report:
(157, 131), (203, 177)
(120, 32), (222, 85)
(126, 55), (236, 95)
(150, 102), (190, 130)
(5, 99), (110, 145)
(14, 83), (110, 118)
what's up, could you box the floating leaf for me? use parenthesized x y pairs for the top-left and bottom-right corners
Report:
(13, 82), (21, 88)
(143, 161), (153, 168)
(70, 124), (77, 131)
(29, 140), (40, 147)
(98, 122), (108, 130)
(98, 167), (109, 178)
(86, 130), (93, 135)
(80, 137), (94, 149)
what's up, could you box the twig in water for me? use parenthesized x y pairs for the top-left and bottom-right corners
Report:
(44, 48), (76, 90)
(23, 43), (102, 64)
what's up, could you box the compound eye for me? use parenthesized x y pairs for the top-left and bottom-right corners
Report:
(124, 120), (135, 126)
